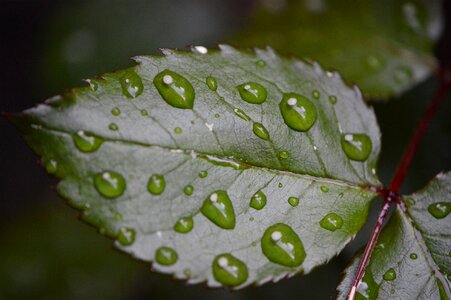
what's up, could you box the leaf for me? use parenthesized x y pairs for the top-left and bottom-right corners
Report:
(236, 0), (443, 99)
(337, 172), (451, 299)
(10, 45), (382, 288)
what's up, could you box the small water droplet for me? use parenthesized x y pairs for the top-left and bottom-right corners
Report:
(109, 123), (119, 131)
(253, 122), (270, 140)
(44, 159), (58, 174)
(329, 95), (337, 104)
(312, 90), (320, 99)
(279, 93), (317, 132)
(155, 247), (178, 266)
(288, 196), (299, 207)
(214, 113), (220, 118)
(234, 108), (251, 121)
(201, 191), (236, 229)
(111, 107), (121, 116)
(341, 133), (372, 161)
(405, 198), (416, 206)
(120, 70), (143, 99)
(94, 171), (126, 199)
(85, 79), (98, 91)
(278, 182), (283, 188)
(213, 254), (248, 286)
(183, 185), (194, 196)
(261, 223), (306, 267)
(174, 127), (183, 134)
(199, 170), (208, 178)
(383, 268), (396, 281)
(427, 202), (451, 219)
(279, 151), (289, 159)
(251, 241), (257, 247)
(147, 174), (166, 195)
(140, 109), (148, 116)
(410, 253), (418, 260)
(319, 213), (343, 231)
(117, 227), (136, 246)
(206, 76), (218, 91)
(193, 45), (208, 54)
(73, 130), (103, 152)
(154, 70), (195, 109)
(256, 60), (266, 67)
(237, 82), (267, 104)
(250, 190), (267, 210)
(320, 186), (329, 193)
(174, 216), (193, 233)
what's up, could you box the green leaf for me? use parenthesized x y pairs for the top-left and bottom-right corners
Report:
(337, 172), (451, 299)
(236, 0), (443, 99)
(10, 45), (381, 288)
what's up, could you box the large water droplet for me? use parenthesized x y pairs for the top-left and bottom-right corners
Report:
(253, 122), (270, 140)
(94, 171), (126, 199)
(155, 247), (178, 266)
(117, 227), (136, 246)
(73, 130), (103, 152)
(147, 174), (166, 195)
(427, 202), (451, 219)
(174, 216), (194, 233)
(383, 268), (396, 281)
(213, 253), (248, 287)
(206, 76), (218, 91)
(319, 213), (343, 231)
(154, 70), (195, 109)
(288, 197), (299, 207)
(201, 191), (236, 229)
(183, 185), (194, 196)
(341, 133), (372, 161)
(279, 93), (317, 132)
(237, 82), (267, 104)
(261, 223), (306, 267)
(250, 190), (267, 210)
(120, 70), (143, 99)
(234, 108), (251, 121)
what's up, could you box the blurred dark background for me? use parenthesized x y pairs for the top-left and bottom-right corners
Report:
(1, 1), (450, 299)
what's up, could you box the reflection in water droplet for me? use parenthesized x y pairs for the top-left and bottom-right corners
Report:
(213, 253), (248, 286)
(250, 190), (267, 210)
(206, 76), (218, 91)
(199, 170), (208, 178)
(183, 185), (194, 196)
(117, 227), (136, 246)
(111, 107), (121, 116)
(261, 223), (306, 267)
(73, 130), (104, 152)
(383, 268), (396, 281)
(288, 197), (299, 207)
(427, 202), (451, 219)
(253, 122), (270, 140)
(154, 70), (195, 109)
(120, 70), (144, 99)
(234, 108), (251, 121)
(155, 247), (178, 266)
(109, 123), (119, 131)
(237, 82), (267, 104)
(147, 174), (166, 195)
(341, 133), (372, 161)
(94, 170), (126, 199)
(279, 93), (317, 131)
(319, 213), (343, 231)
(201, 191), (236, 229)
(174, 216), (193, 233)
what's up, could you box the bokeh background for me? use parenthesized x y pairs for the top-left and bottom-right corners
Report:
(1, 1), (450, 299)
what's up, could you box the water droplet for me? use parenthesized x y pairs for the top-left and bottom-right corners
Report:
(154, 70), (195, 109)
(147, 174), (166, 195)
(329, 95), (337, 104)
(183, 185), (194, 196)
(279, 151), (289, 159)
(213, 253), (248, 287)
(320, 186), (329, 193)
(278, 182), (283, 188)
(319, 213), (343, 231)
(250, 190), (267, 210)
(201, 191), (236, 229)
(174, 216), (193, 233)
(206, 76), (217, 91)
(114, 213), (123, 221)
(193, 45), (208, 54)
(383, 268), (396, 281)
(237, 82), (267, 104)
(111, 107), (121, 116)
(261, 223), (306, 267)
(73, 130), (103, 152)
(109, 123), (119, 131)
(427, 202), (451, 219)
(256, 60), (266, 67)
(199, 170), (208, 178)
(117, 227), (135, 246)
(94, 171), (126, 199)
(312, 90), (320, 99)
(405, 198), (416, 206)
(140, 109), (148, 116)
(410, 253), (418, 260)
(174, 127), (183, 134)
(214, 114), (220, 119)
(120, 70), (143, 99)
(155, 247), (178, 266)
(288, 196), (299, 207)
(85, 79), (98, 91)
(253, 122), (270, 140)
(279, 93), (317, 132)
(44, 159), (58, 174)
(341, 133), (372, 161)
(234, 108), (251, 121)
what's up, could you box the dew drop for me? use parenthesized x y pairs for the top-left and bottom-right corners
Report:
(85, 79), (98, 91)
(193, 45), (208, 54)
(147, 174), (166, 195)
(214, 113), (220, 118)
(154, 70), (195, 109)
(234, 108), (251, 121)
(140, 109), (148, 116)
(206, 76), (218, 91)
(341, 133), (372, 161)
(44, 159), (58, 174)
(109, 123), (119, 131)
(183, 185), (194, 196)
(73, 130), (103, 152)
(174, 127), (183, 134)
(279, 93), (317, 132)
(120, 70), (143, 99)
(261, 223), (306, 267)
(237, 82), (267, 104)
(256, 60), (266, 67)
(279, 151), (289, 159)
(312, 90), (320, 99)
(288, 197), (299, 207)
(213, 253), (248, 287)
(199, 170), (208, 178)
(383, 268), (396, 281)
(253, 122), (270, 140)
(94, 171), (126, 199)
(174, 216), (194, 233)
(111, 107), (121, 116)
(405, 198), (416, 207)
(250, 190), (267, 210)
(320, 186), (329, 193)
(329, 95), (337, 104)
(319, 213), (343, 231)
(278, 182), (283, 188)
(155, 247), (178, 266)
(427, 202), (451, 219)
(410, 253), (418, 260)
(117, 227), (136, 246)
(201, 191), (236, 229)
